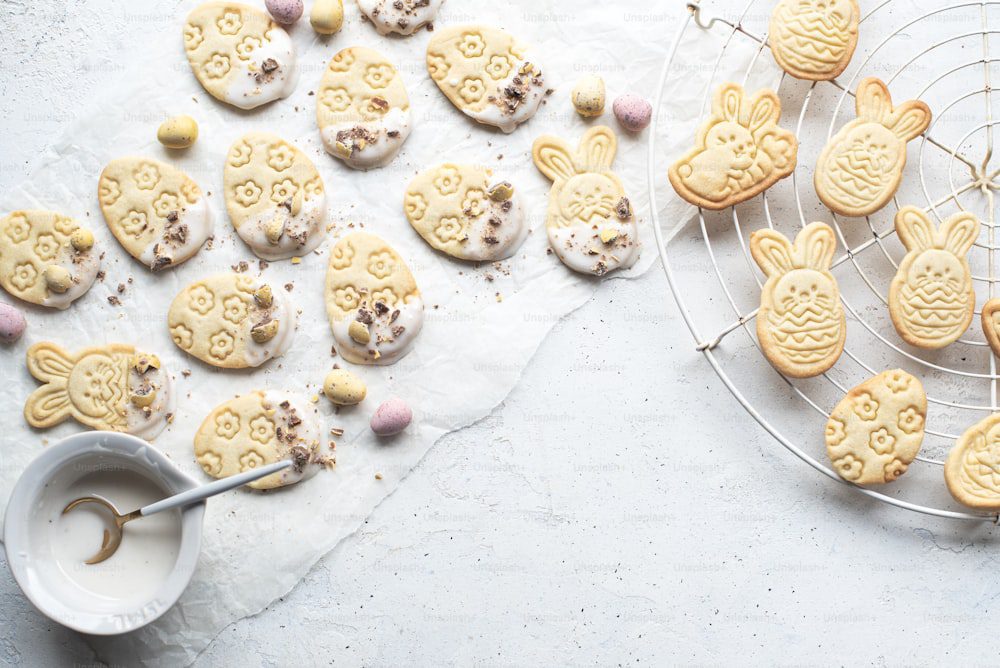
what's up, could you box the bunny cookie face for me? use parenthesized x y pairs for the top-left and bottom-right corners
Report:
(815, 78), (932, 217)
(946, 414), (1000, 511)
(532, 126), (640, 277)
(669, 83), (797, 211)
(24, 342), (172, 440)
(750, 222), (845, 377)
(888, 206), (977, 349)
(769, 0), (860, 81)
(184, 2), (296, 110)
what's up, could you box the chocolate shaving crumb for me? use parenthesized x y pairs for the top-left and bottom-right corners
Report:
(389, 309), (400, 323)
(261, 58), (279, 74)
(107, 295), (121, 306)
(357, 308), (374, 325)
(615, 197), (633, 220)
(374, 301), (389, 316)
(392, 325), (405, 337)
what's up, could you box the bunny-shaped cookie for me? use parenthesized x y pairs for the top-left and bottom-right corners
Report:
(750, 222), (845, 377)
(769, 0), (860, 81)
(815, 78), (931, 217)
(532, 126), (640, 276)
(888, 206), (977, 349)
(669, 83), (797, 211)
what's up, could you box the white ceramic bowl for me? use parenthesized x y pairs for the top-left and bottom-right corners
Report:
(3, 431), (205, 635)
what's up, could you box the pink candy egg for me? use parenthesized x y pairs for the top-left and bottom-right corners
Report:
(0, 302), (26, 343)
(613, 93), (652, 133)
(266, 0), (304, 24)
(370, 397), (412, 436)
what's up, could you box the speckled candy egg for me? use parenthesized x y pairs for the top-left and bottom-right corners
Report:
(613, 93), (652, 133)
(266, 0), (304, 24)
(370, 397), (412, 436)
(824, 369), (926, 485)
(0, 302), (26, 343)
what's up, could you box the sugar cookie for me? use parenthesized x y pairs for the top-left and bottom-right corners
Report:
(358, 0), (443, 35)
(769, 0), (860, 81)
(224, 132), (327, 260)
(426, 25), (549, 133)
(184, 1), (297, 110)
(316, 47), (411, 170)
(403, 163), (528, 261)
(889, 206), (977, 349)
(946, 414), (1000, 511)
(825, 369), (926, 485)
(195, 390), (331, 490)
(982, 299), (1000, 358)
(750, 222), (845, 378)
(0, 210), (101, 309)
(98, 157), (211, 271)
(669, 83), (797, 211)
(815, 77), (931, 217)
(325, 232), (423, 365)
(532, 126), (640, 276)
(24, 342), (172, 440)
(168, 273), (296, 369)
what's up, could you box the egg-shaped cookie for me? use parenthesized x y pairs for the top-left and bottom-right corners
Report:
(224, 132), (327, 261)
(195, 390), (330, 489)
(324, 232), (423, 365)
(0, 210), (101, 309)
(168, 273), (296, 369)
(98, 157), (212, 271)
(316, 47), (411, 170)
(404, 164), (528, 261)
(357, 0), (443, 36)
(825, 369), (926, 485)
(426, 25), (548, 133)
(946, 413), (1000, 510)
(183, 1), (297, 109)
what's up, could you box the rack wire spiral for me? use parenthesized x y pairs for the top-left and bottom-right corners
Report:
(648, 0), (1000, 522)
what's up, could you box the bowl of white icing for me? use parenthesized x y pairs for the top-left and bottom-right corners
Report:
(3, 431), (205, 635)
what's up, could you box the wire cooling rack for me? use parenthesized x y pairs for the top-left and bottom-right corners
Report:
(648, 0), (1000, 521)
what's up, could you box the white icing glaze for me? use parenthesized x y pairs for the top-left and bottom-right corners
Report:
(137, 196), (212, 270)
(261, 390), (324, 486)
(243, 280), (297, 367)
(549, 219), (641, 277)
(462, 190), (529, 261)
(332, 296), (423, 365)
(125, 363), (173, 441)
(236, 195), (326, 261)
(461, 51), (548, 133)
(222, 26), (298, 109)
(320, 107), (412, 171)
(41, 244), (101, 310)
(357, 0), (444, 35)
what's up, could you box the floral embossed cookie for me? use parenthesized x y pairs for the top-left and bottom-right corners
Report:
(404, 164), (528, 261)
(317, 47), (411, 170)
(98, 157), (212, 271)
(168, 273), (296, 369)
(825, 369), (926, 485)
(325, 232), (423, 365)
(670, 83), (797, 210)
(815, 77), (931, 217)
(357, 0), (443, 35)
(946, 414), (1000, 510)
(184, 1), (297, 109)
(533, 126), (640, 276)
(426, 25), (549, 133)
(750, 222), (845, 378)
(195, 390), (331, 490)
(24, 342), (172, 440)
(769, 0), (860, 81)
(0, 210), (101, 309)
(889, 206), (977, 349)
(224, 132), (327, 260)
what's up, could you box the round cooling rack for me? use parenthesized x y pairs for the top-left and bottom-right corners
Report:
(647, 0), (1000, 522)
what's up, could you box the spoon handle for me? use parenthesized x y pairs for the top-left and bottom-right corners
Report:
(139, 460), (293, 517)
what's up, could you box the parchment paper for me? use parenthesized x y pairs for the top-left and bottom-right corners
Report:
(0, 2), (759, 664)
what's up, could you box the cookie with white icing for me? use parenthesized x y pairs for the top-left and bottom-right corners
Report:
(358, 0), (443, 35)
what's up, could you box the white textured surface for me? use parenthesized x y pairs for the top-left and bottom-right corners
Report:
(2, 1), (1000, 666)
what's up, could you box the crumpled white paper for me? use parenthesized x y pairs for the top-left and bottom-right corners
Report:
(0, 1), (753, 664)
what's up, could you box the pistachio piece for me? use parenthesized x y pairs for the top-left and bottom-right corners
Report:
(70, 228), (95, 252)
(251, 318), (280, 343)
(488, 182), (514, 202)
(43, 265), (72, 293)
(348, 320), (371, 344)
(254, 284), (274, 308)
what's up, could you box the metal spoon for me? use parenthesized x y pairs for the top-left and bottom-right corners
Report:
(62, 459), (292, 564)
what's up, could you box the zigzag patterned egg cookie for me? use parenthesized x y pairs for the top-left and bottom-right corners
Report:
(98, 157), (212, 271)
(24, 342), (172, 440)
(316, 47), (411, 170)
(325, 232), (423, 365)
(946, 413), (1000, 510)
(426, 25), (548, 133)
(224, 132), (327, 261)
(168, 273), (297, 369)
(195, 390), (331, 490)
(769, 0), (860, 81)
(404, 163), (528, 261)
(184, 1), (297, 109)
(825, 369), (926, 485)
(0, 210), (101, 309)
(981, 298), (1000, 358)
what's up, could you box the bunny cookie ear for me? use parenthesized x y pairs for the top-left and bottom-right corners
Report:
(750, 228), (796, 277)
(855, 77), (892, 123)
(894, 206), (935, 252)
(888, 100), (932, 142)
(25, 342), (75, 383)
(714, 83), (745, 123)
(794, 222), (837, 271)
(747, 90), (781, 135)
(24, 343), (75, 428)
(577, 126), (617, 172)
(940, 212), (979, 257)
(532, 135), (577, 184)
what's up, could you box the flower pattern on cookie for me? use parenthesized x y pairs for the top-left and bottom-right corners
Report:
(215, 409), (240, 439)
(852, 392), (879, 421)
(868, 428), (896, 455)
(236, 36), (261, 60)
(405, 193), (428, 221)
(34, 234), (59, 261)
(11, 263), (38, 291)
(884, 370), (912, 394)
(485, 55), (512, 80)
(229, 141), (253, 168)
(133, 163), (160, 190)
(371, 288), (397, 306)
(364, 63), (394, 89)
(459, 77), (485, 104)
(171, 324), (193, 348)
(458, 32), (485, 57)
(329, 50), (355, 72)
(240, 450), (265, 470)
(5, 214), (30, 244)
(153, 192), (181, 218)
(461, 189), (486, 217)
(321, 88), (352, 113)
(223, 295), (249, 324)
(333, 286), (360, 311)
(825, 417), (846, 446)
(434, 167), (461, 196)
(217, 10), (242, 35)
(53, 215), (76, 237)
(270, 179), (298, 204)
(184, 23), (204, 49)
(435, 217), (463, 243)
(267, 144), (295, 172)
(234, 180), (262, 207)
(203, 53), (232, 79)
(198, 451), (222, 475)
(833, 454), (863, 481)
(209, 330), (235, 360)
(249, 415), (275, 444)
(884, 458), (907, 481)
(898, 407), (923, 434)
(189, 285), (215, 315)
(120, 211), (148, 238)
(427, 53), (449, 81)
(367, 251), (395, 279)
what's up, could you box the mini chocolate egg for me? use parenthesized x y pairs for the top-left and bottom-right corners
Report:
(370, 397), (412, 435)
(0, 302), (26, 343)
(613, 93), (652, 133)
(266, 0), (304, 24)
